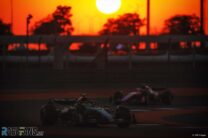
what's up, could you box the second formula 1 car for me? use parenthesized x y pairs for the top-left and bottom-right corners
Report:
(110, 85), (173, 105)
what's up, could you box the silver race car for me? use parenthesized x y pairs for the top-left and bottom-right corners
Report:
(40, 96), (136, 128)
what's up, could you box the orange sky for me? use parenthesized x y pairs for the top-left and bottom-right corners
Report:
(0, 0), (207, 35)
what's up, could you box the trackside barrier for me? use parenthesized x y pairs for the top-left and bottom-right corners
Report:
(0, 35), (208, 70)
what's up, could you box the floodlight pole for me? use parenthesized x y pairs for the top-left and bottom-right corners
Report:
(26, 14), (33, 67)
(200, 0), (205, 50)
(26, 14), (33, 36)
(146, 0), (150, 50)
(147, 0), (150, 36)
(10, 0), (14, 33)
(200, 0), (204, 35)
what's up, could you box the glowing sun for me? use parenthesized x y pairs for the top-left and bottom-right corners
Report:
(96, 0), (121, 14)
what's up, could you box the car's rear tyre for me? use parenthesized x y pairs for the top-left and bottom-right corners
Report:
(144, 94), (151, 105)
(61, 110), (79, 126)
(115, 106), (131, 128)
(40, 106), (57, 126)
(160, 91), (173, 105)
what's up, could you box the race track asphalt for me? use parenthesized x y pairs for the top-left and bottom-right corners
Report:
(0, 88), (208, 137)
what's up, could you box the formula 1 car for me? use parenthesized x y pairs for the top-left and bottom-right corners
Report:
(110, 85), (173, 105)
(40, 98), (135, 128)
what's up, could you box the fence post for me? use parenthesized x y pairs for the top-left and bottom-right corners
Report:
(64, 44), (71, 69)
(167, 37), (172, 85)
(38, 37), (42, 66)
(2, 44), (7, 71)
(26, 36), (29, 69)
(128, 44), (132, 71)
(192, 42), (196, 70)
(167, 38), (172, 67)
(53, 37), (64, 70)
(104, 38), (109, 71)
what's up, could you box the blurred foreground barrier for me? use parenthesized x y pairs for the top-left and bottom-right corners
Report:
(0, 35), (208, 70)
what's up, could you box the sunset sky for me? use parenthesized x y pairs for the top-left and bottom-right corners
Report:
(0, 0), (207, 35)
